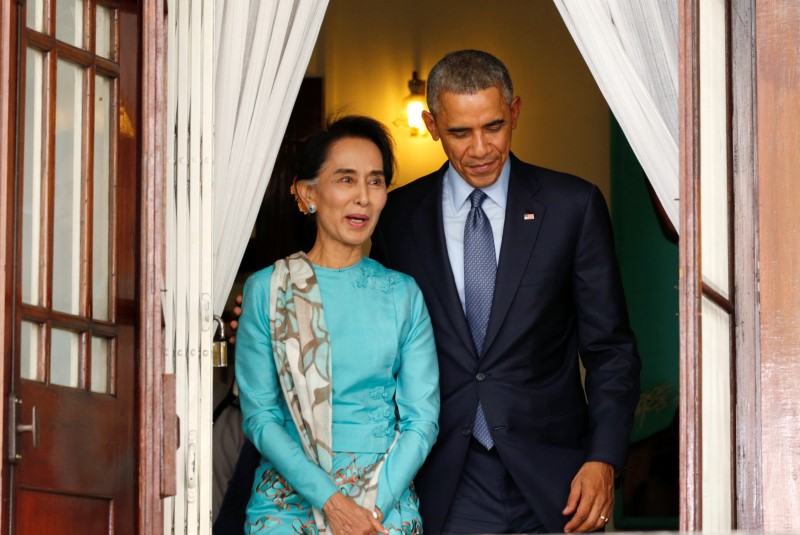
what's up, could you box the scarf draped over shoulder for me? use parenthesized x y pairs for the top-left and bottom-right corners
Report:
(270, 252), (390, 531)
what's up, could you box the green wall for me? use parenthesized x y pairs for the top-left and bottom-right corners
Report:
(610, 115), (679, 528)
(610, 116), (679, 442)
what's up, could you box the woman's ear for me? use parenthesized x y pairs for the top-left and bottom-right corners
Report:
(296, 181), (316, 208)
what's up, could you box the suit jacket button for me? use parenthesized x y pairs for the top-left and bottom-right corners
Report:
(475, 372), (486, 381)
(462, 427), (471, 437)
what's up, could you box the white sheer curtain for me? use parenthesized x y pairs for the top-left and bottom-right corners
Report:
(213, 0), (329, 314)
(163, 2), (328, 533)
(553, 0), (679, 231)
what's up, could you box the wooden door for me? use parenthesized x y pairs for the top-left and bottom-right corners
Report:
(7, 1), (140, 533)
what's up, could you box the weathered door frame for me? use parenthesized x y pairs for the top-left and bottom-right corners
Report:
(0, 0), (20, 528)
(728, 0), (761, 529)
(679, 0), (765, 530)
(678, 1), (702, 528)
(138, 0), (172, 531)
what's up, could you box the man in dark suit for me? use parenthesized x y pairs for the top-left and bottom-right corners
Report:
(370, 50), (641, 534)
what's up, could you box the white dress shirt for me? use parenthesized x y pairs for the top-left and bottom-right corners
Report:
(441, 159), (510, 311)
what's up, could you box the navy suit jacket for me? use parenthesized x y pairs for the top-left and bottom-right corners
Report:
(371, 155), (641, 533)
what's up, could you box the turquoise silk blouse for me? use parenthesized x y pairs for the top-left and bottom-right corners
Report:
(235, 257), (440, 515)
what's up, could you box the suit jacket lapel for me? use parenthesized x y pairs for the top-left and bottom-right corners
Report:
(482, 157), (546, 356)
(409, 165), (477, 358)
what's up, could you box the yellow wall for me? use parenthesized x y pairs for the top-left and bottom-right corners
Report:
(307, 0), (611, 200)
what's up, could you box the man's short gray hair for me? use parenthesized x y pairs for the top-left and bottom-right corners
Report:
(426, 50), (514, 115)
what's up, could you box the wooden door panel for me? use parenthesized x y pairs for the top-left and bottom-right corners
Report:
(17, 489), (111, 534)
(15, 381), (132, 495)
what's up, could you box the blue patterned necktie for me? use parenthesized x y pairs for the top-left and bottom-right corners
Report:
(464, 189), (496, 449)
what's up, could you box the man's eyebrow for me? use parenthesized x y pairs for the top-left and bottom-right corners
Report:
(446, 126), (471, 134)
(483, 119), (506, 128)
(446, 119), (506, 134)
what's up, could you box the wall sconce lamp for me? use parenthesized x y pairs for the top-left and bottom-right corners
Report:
(397, 71), (427, 136)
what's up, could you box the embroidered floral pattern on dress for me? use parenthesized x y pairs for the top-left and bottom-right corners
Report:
(381, 273), (402, 294)
(383, 485), (422, 534)
(384, 518), (422, 535)
(289, 512), (320, 535)
(350, 264), (402, 294)
(256, 468), (304, 511)
(331, 453), (384, 504)
(351, 265), (375, 288)
(248, 472), (321, 533)
(247, 509), (320, 535)
(372, 426), (395, 438)
(247, 510), (323, 534)
(246, 514), (283, 533)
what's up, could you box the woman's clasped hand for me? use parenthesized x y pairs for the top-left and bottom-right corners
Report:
(322, 493), (387, 535)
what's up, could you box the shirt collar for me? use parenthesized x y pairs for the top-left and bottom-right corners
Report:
(444, 158), (511, 213)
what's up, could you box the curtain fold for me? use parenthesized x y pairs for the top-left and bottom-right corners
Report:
(213, 0), (329, 314)
(553, 0), (679, 231)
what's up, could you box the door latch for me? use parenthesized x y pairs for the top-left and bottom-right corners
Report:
(7, 394), (39, 463)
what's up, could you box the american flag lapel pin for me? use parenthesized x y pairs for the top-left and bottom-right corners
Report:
(523, 211), (535, 221)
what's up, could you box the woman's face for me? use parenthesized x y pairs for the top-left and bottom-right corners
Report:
(301, 137), (388, 252)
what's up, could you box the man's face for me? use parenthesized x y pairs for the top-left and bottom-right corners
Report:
(423, 86), (521, 189)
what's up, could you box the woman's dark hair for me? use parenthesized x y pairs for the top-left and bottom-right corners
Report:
(296, 115), (396, 187)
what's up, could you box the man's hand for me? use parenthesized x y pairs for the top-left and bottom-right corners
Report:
(228, 294), (242, 345)
(562, 461), (615, 532)
(322, 492), (387, 535)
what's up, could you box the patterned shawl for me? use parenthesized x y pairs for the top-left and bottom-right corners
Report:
(270, 252), (389, 531)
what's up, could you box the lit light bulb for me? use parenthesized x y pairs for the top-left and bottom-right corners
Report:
(406, 99), (425, 135)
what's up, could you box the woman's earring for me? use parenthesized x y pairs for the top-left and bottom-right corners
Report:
(308, 204), (316, 214)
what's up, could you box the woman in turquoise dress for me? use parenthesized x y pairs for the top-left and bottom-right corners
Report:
(235, 116), (440, 535)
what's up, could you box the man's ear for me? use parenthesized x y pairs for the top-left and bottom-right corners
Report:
(510, 96), (521, 129)
(422, 111), (440, 141)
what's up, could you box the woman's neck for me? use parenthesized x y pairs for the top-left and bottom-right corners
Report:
(306, 242), (363, 269)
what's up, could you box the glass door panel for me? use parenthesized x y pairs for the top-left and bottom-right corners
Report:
(93, 75), (112, 320)
(20, 321), (43, 382)
(22, 48), (45, 306)
(53, 59), (84, 315)
(90, 336), (110, 394)
(26, 0), (45, 32)
(96, 5), (115, 59)
(50, 328), (80, 387)
(56, 0), (84, 48)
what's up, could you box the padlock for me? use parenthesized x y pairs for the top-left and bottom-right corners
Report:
(213, 315), (228, 367)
